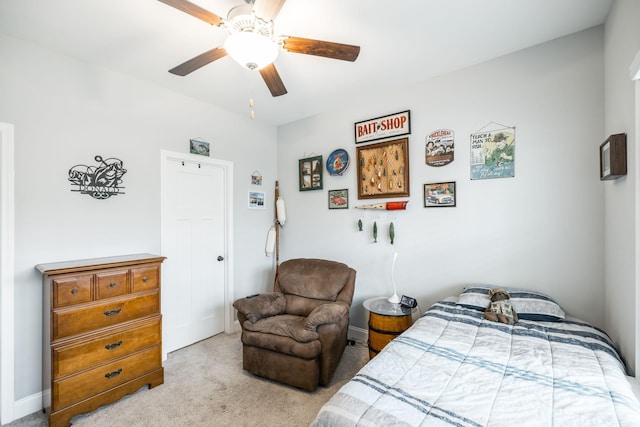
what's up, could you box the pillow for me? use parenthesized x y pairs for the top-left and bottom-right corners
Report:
(457, 284), (565, 321)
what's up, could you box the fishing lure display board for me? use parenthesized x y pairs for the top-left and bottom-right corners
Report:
(356, 137), (410, 199)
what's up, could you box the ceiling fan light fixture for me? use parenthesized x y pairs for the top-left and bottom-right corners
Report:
(224, 31), (279, 70)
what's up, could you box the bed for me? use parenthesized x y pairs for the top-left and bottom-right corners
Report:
(311, 285), (640, 426)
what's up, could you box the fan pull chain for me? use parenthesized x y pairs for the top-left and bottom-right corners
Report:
(249, 98), (255, 119)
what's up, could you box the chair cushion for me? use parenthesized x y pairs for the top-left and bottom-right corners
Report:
(241, 330), (322, 359)
(277, 259), (351, 301)
(242, 314), (319, 343)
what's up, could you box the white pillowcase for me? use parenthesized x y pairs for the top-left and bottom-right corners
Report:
(457, 284), (565, 321)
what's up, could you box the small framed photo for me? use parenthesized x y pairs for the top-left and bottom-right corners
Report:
(251, 171), (263, 185)
(248, 191), (266, 209)
(190, 139), (210, 156)
(424, 182), (456, 207)
(328, 189), (349, 209)
(299, 155), (323, 191)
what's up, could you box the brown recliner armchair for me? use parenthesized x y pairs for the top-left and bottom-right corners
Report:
(232, 258), (356, 391)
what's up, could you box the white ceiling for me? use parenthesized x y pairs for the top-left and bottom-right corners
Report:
(0, 0), (612, 126)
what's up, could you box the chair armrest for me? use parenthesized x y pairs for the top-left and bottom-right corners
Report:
(305, 302), (349, 331)
(233, 292), (286, 323)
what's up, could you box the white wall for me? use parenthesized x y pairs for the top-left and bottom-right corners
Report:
(278, 28), (606, 335)
(0, 34), (278, 404)
(603, 0), (640, 376)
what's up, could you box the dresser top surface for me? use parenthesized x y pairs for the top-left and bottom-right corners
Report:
(35, 253), (166, 275)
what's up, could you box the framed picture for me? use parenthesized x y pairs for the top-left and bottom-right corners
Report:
(299, 155), (323, 191)
(190, 139), (210, 156)
(251, 171), (263, 185)
(356, 137), (409, 199)
(248, 191), (266, 209)
(599, 133), (626, 180)
(424, 182), (456, 207)
(328, 189), (349, 209)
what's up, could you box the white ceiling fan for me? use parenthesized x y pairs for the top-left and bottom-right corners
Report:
(158, 0), (361, 96)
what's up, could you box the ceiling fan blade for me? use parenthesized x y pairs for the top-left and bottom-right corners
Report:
(282, 36), (360, 62)
(259, 63), (288, 97)
(169, 48), (228, 76)
(252, 0), (287, 21)
(158, 0), (223, 26)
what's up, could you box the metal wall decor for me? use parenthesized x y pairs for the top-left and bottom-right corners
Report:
(355, 110), (411, 144)
(68, 155), (127, 199)
(326, 149), (350, 175)
(426, 129), (454, 167)
(470, 124), (515, 180)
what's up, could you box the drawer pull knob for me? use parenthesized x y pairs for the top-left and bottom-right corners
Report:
(104, 308), (122, 317)
(105, 368), (122, 379)
(109, 282), (117, 288)
(70, 288), (78, 295)
(142, 276), (149, 282)
(105, 340), (123, 350)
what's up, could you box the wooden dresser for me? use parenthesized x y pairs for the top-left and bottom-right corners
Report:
(36, 253), (166, 427)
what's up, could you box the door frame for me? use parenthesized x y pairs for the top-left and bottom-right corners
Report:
(160, 150), (234, 359)
(0, 123), (15, 424)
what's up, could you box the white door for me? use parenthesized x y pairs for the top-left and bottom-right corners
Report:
(161, 152), (231, 356)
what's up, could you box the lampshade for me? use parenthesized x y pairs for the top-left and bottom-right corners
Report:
(224, 32), (279, 70)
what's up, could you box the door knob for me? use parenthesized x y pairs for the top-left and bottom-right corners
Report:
(217, 256), (224, 261)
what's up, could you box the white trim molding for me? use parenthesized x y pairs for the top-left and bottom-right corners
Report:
(630, 49), (640, 81)
(634, 52), (640, 378)
(1, 123), (15, 424)
(159, 150), (234, 361)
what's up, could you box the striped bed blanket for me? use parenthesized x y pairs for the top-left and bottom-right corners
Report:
(311, 301), (640, 426)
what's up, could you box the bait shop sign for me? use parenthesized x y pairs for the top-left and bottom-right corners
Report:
(354, 110), (411, 144)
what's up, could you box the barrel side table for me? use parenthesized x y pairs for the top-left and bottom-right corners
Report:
(363, 296), (416, 359)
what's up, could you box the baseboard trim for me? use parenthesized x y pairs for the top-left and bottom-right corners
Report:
(232, 319), (241, 333)
(348, 325), (368, 343)
(9, 325), (367, 424)
(10, 391), (43, 423)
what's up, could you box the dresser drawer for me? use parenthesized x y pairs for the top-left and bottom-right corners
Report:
(131, 265), (160, 293)
(52, 291), (160, 340)
(53, 275), (93, 308)
(52, 316), (161, 378)
(52, 345), (161, 411)
(96, 269), (129, 300)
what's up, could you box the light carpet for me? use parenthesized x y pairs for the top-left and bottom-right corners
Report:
(6, 331), (369, 427)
